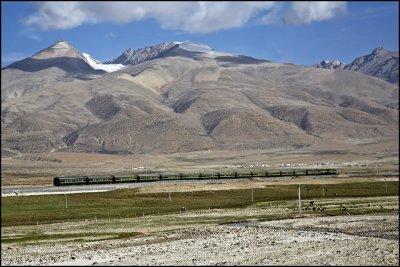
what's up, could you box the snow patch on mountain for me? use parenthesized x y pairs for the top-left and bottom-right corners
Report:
(82, 53), (127, 73)
(174, 41), (213, 53)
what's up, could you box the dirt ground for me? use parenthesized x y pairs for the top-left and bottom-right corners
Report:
(1, 212), (398, 266)
(1, 146), (399, 188)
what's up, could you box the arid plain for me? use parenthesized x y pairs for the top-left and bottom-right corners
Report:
(2, 141), (399, 266)
(2, 136), (398, 188)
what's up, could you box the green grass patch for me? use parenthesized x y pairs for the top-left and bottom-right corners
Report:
(1, 181), (398, 227)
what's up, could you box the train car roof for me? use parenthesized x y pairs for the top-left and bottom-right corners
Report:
(113, 174), (138, 178)
(55, 176), (88, 180)
(86, 175), (114, 178)
(137, 173), (162, 177)
(159, 172), (184, 176)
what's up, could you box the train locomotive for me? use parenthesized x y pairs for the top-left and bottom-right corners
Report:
(53, 168), (337, 186)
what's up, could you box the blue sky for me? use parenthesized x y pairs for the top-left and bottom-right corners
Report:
(1, 1), (399, 67)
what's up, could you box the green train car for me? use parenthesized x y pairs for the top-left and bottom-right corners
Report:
(53, 168), (337, 186)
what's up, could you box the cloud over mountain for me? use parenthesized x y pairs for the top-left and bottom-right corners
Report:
(283, 2), (347, 24)
(24, 1), (347, 33)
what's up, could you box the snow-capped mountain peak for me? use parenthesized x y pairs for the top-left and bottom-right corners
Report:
(82, 53), (127, 73)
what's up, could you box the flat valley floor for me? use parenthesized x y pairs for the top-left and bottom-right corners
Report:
(1, 140), (399, 188)
(1, 146), (399, 265)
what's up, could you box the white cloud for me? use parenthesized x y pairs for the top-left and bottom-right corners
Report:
(260, 4), (283, 24)
(283, 2), (347, 25)
(23, 2), (347, 33)
(172, 2), (278, 33)
(25, 2), (95, 30)
(23, 1), (277, 33)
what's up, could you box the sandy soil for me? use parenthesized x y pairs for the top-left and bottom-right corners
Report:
(1, 212), (398, 266)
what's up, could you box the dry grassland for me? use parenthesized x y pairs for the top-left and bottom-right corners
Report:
(1, 143), (398, 188)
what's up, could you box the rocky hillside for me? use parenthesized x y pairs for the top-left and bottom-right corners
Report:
(315, 47), (399, 84)
(106, 42), (178, 65)
(344, 47), (399, 84)
(1, 41), (398, 154)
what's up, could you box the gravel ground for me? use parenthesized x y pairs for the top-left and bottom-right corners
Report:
(1, 213), (398, 266)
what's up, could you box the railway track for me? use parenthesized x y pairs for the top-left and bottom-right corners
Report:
(2, 172), (397, 197)
(1, 176), (292, 197)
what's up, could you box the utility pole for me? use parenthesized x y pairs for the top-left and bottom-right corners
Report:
(64, 192), (68, 209)
(298, 184), (301, 212)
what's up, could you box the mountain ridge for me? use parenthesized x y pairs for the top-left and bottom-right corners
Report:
(314, 47), (399, 84)
(105, 42), (178, 65)
(4, 40), (399, 85)
(1, 40), (398, 155)
(3, 40), (106, 77)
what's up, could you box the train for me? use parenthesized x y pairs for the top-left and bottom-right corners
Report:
(53, 168), (337, 186)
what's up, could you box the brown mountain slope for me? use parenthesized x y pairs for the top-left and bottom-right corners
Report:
(1, 54), (398, 154)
